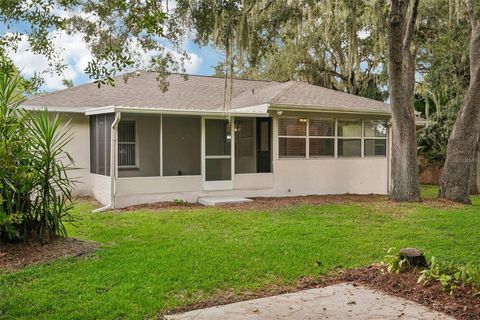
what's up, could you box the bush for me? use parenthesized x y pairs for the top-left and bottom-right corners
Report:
(0, 57), (75, 243)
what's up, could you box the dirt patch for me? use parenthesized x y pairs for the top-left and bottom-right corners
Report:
(122, 194), (388, 213)
(0, 237), (98, 272)
(119, 201), (204, 212)
(224, 194), (388, 211)
(160, 265), (480, 320)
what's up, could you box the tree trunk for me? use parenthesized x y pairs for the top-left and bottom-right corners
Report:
(439, 24), (480, 203)
(470, 136), (480, 195)
(388, 0), (421, 202)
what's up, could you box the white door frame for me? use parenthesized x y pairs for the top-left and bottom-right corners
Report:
(201, 116), (235, 190)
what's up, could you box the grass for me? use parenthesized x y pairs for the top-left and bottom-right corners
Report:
(1, 186), (479, 320)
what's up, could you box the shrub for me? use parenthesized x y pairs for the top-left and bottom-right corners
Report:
(0, 57), (75, 243)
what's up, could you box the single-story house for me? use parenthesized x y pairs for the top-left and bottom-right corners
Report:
(23, 71), (396, 209)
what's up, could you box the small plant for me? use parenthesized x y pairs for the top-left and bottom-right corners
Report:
(382, 247), (409, 273)
(173, 199), (189, 206)
(417, 257), (480, 295)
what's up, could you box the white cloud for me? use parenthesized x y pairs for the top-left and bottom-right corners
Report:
(7, 31), (93, 91)
(7, 30), (203, 91)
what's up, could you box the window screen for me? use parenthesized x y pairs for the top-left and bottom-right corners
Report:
(365, 139), (387, 156)
(162, 116), (201, 176)
(364, 120), (387, 156)
(309, 118), (334, 157)
(235, 117), (272, 173)
(90, 114), (114, 176)
(337, 119), (361, 157)
(278, 117), (307, 158)
(118, 121), (136, 167)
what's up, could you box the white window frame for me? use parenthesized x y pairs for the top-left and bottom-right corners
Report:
(118, 119), (138, 169)
(278, 116), (308, 159)
(277, 116), (388, 160)
(308, 117), (335, 158)
(336, 118), (363, 158)
(202, 116), (234, 190)
(363, 119), (388, 157)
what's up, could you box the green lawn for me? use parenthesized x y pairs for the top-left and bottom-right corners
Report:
(1, 186), (479, 320)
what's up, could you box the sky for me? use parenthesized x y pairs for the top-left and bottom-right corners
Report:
(4, 24), (223, 92)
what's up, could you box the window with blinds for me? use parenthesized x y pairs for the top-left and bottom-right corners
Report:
(277, 117), (388, 159)
(278, 117), (307, 158)
(337, 119), (362, 157)
(309, 118), (335, 157)
(364, 120), (387, 156)
(118, 120), (136, 167)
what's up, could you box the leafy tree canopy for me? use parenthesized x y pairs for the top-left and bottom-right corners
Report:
(0, 0), (186, 90)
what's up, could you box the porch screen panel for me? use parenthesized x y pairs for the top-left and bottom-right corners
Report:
(235, 117), (272, 174)
(235, 118), (256, 173)
(90, 113), (114, 176)
(162, 116), (201, 176)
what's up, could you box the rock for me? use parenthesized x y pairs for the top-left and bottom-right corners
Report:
(399, 248), (428, 268)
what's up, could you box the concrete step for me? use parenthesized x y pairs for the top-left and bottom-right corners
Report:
(198, 196), (253, 206)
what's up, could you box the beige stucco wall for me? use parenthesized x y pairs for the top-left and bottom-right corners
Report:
(90, 173), (111, 205)
(61, 113), (91, 197)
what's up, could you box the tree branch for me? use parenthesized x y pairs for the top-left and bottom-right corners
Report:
(403, 0), (420, 50)
(465, 0), (479, 29)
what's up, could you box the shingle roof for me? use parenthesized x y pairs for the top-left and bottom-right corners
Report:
(24, 71), (391, 114)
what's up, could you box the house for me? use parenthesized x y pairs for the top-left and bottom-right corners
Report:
(23, 71), (393, 209)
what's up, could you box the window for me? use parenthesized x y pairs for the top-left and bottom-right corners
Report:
(278, 117), (307, 158)
(364, 120), (387, 156)
(277, 117), (388, 159)
(118, 120), (136, 167)
(309, 118), (335, 157)
(337, 119), (362, 157)
(90, 114), (114, 176)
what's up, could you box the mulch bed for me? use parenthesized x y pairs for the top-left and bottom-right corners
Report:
(120, 194), (388, 212)
(0, 237), (98, 272)
(341, 265), (480, 320)
(159, 265), (480, 319)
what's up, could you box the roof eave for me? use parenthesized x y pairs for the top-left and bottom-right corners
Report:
(85, 105), (270, 117)
(21, 104), (88, 113)
(269, 104), (391, 116)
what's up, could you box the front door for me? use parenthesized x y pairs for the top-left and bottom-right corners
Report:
(203, 118), (233, 190)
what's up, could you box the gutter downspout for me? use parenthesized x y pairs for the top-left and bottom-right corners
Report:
(93, 111), (121, 213)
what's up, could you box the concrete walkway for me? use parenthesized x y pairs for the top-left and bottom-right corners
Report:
(165, 283), (454, 320)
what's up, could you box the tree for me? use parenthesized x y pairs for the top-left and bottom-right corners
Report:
(190, 0), (390, 101)
(0, 0), (186, 89)
(387, 0), (421, 201)
(439, 0), (480, 203)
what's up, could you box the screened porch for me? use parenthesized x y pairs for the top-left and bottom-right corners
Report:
(89, 113), (273, 189)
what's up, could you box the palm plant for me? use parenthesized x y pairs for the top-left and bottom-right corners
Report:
(0, 59), (31, 240)
(0, 57), (75, 242)
(27, 111), (75, 241)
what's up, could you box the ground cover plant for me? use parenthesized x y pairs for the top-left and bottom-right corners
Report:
(0, 186), (479, 319)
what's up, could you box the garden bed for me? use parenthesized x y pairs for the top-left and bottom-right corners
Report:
(0, 237), (98, 272)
